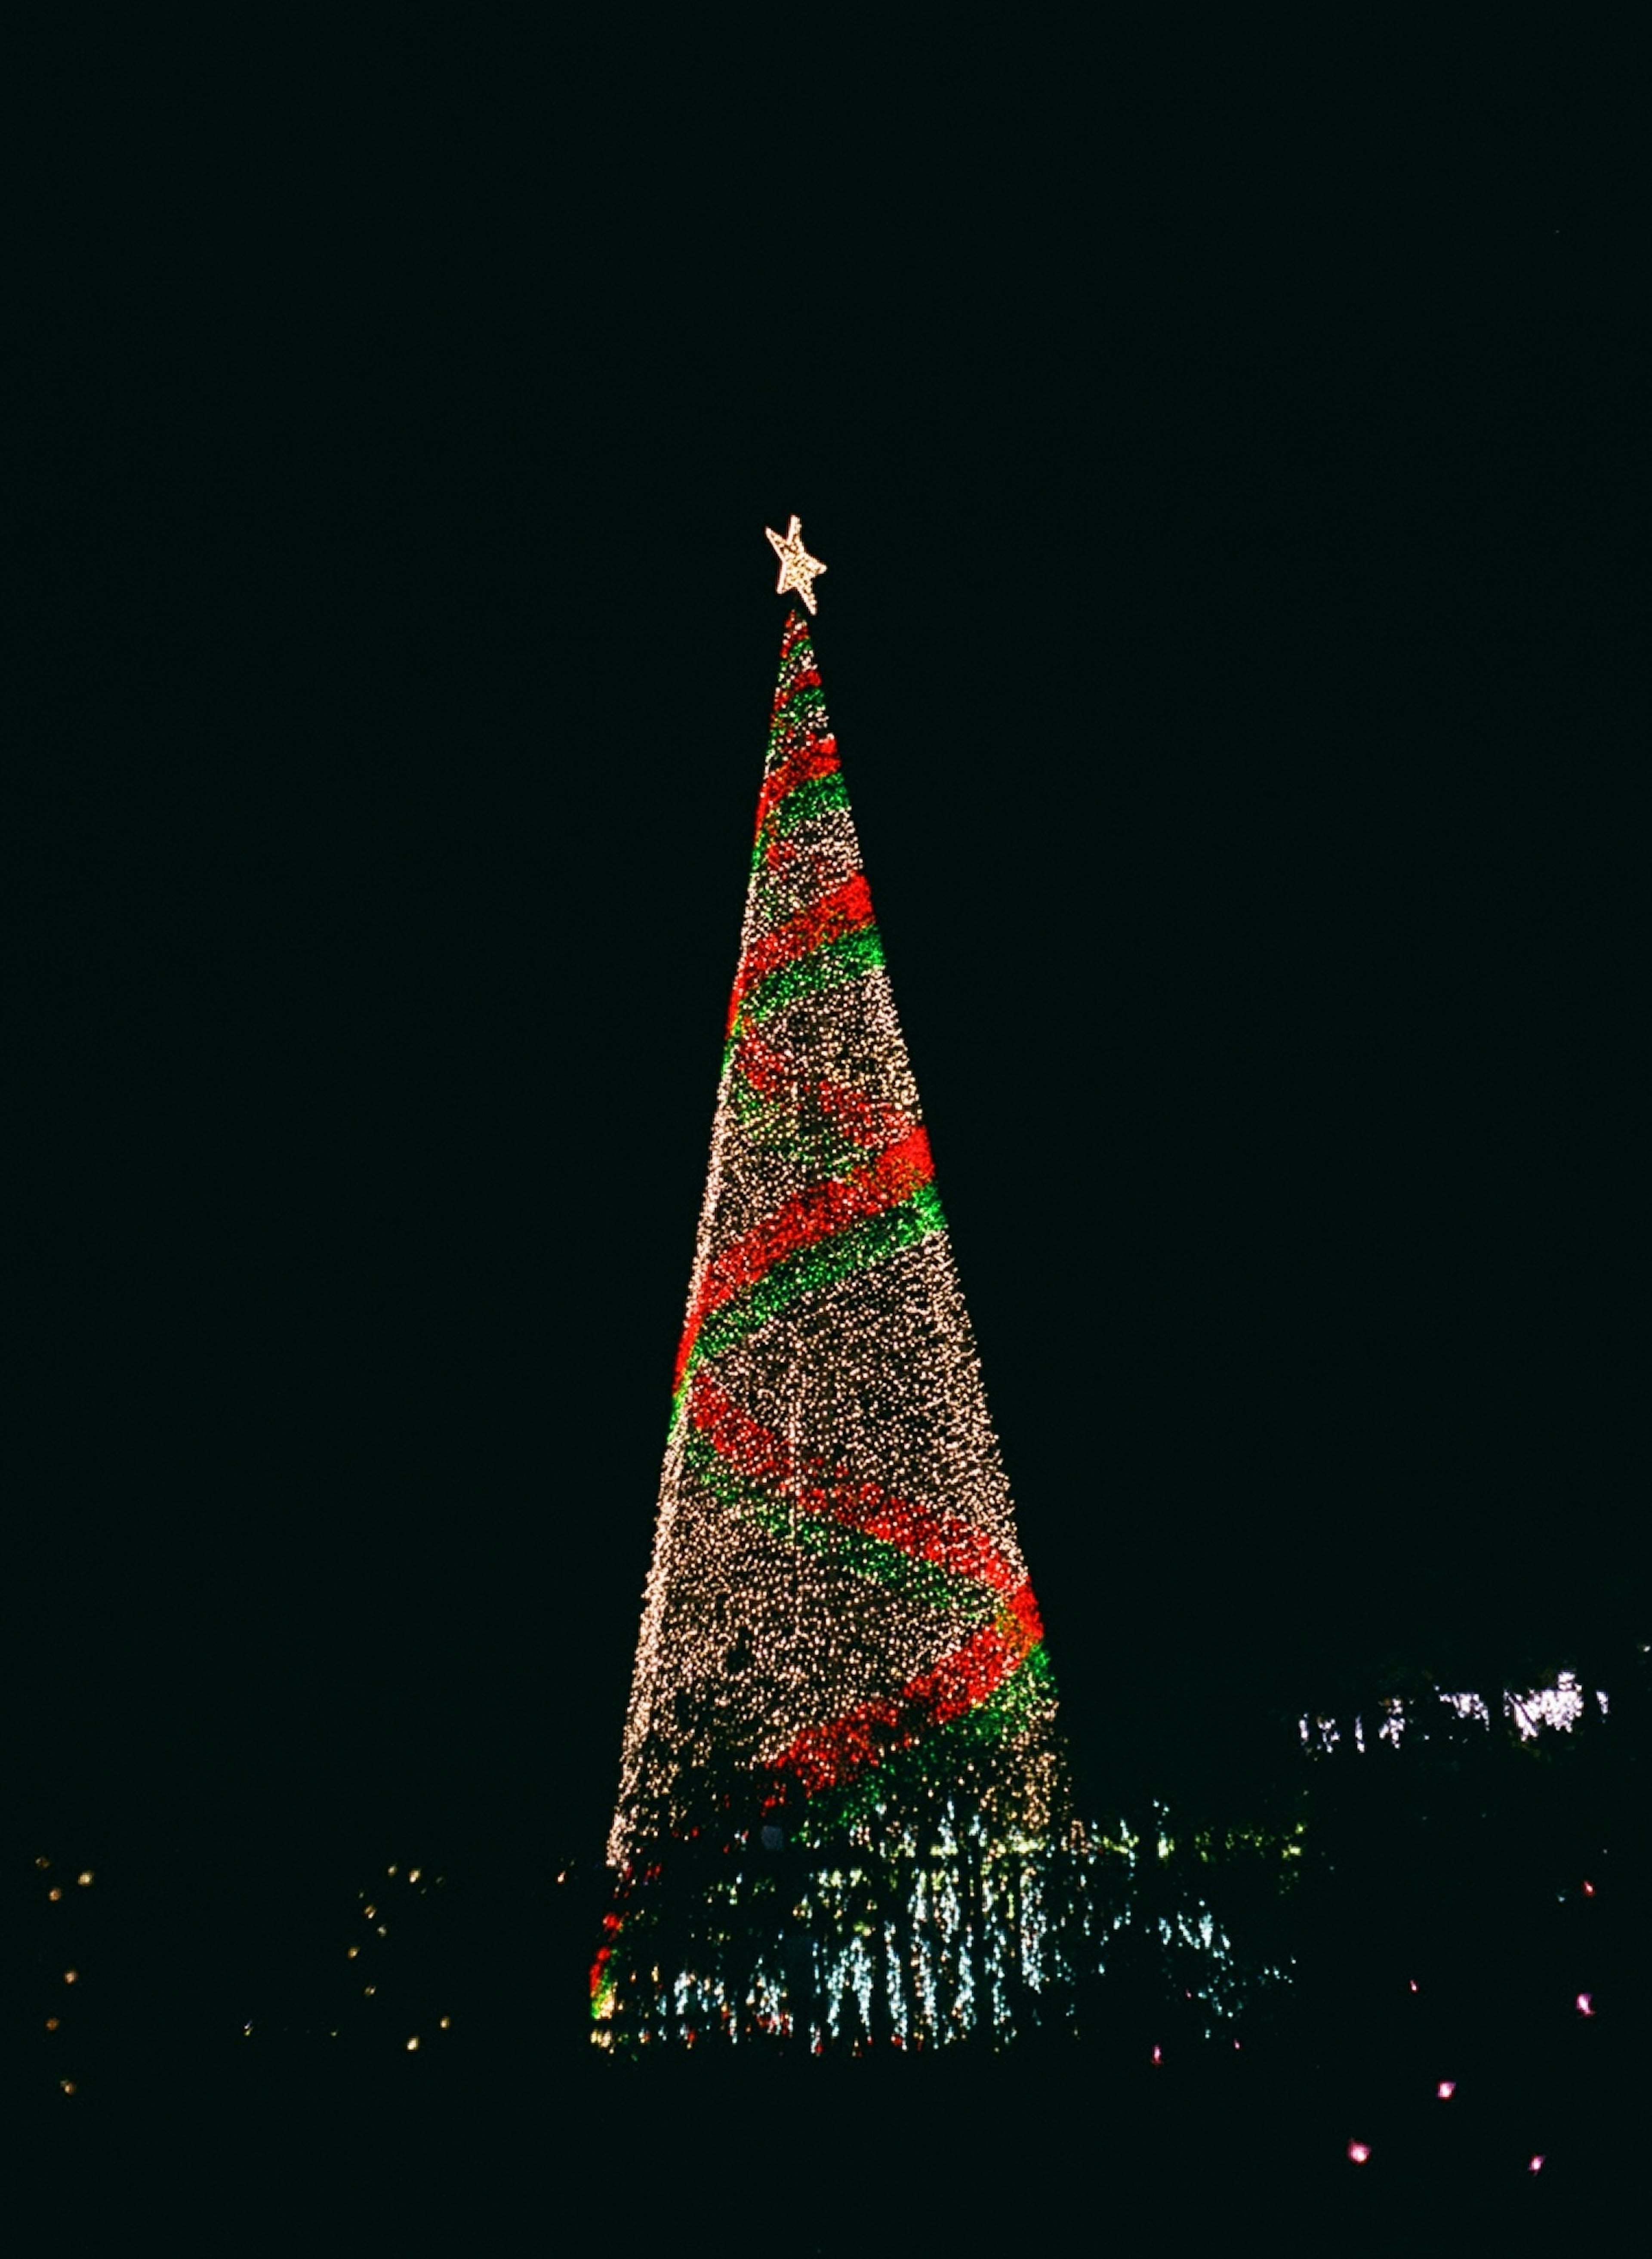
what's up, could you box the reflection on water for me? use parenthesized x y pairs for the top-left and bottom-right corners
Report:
(592, 1798), (1301, 2052)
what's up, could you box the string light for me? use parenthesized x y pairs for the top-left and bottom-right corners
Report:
(1347, 2142), (1371, 2165)
(599, 605), (1071, 2046)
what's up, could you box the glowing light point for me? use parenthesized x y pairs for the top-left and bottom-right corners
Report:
(63, 1970), (77, 1985)
(1151, 2044), (1162, 2065)
(1408, 1979), (1420, 1993)
(1528, 2155), (1545, 2174)
(1582, 1880), (1596, 1896)
(1436, 2080), (1456, 2100)
(1347, 2142), (1371, 2165)
(1575, 1992), (1594, 2016)
(77, 1871), (93, 1886)
(764, 514), (827, 613)
(406, 2036), (420, 2052)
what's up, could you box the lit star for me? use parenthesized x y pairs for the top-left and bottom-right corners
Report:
(764, 515), (826, 614)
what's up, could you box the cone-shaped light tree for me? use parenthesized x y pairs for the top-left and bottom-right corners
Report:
(595, 552), (1076, 2047)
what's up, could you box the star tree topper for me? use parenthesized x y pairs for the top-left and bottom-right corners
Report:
(764, 515), (827, 614)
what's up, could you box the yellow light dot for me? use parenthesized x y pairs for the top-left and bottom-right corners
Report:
(45, 2017), (59, 2032)
(387, 1866), (398, 1876)
(438, 2016), (451, 2030)
(364, 1905), (376, 1920)
(408, 1869), (421, 1883)
(77, 1871), (93, 1887)
(60, 2080), (76, 2096)
(63, 1970), (78, 1985)
(35, 1856), (50, 1870)
(48, 1886), (62, 1901)
(347, 1946), (359, 1959)
(406, 2036), (420, 2052)
(364, 1985), (376, 1996)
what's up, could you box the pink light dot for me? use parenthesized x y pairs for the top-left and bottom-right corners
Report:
(1575, 1992), (1594, 2016)
(1436, 2080), (1456, 2100)
(1347, 2142), (1371, 2165)
(1408, 1978), (1419, 1993)
(1582, 1880), (1595, 1896)
(1528, 2155), (1545, 2174)
(1151, 2045), (1162, 2065)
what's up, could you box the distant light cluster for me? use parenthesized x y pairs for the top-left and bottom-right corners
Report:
(1299, 1671), (1609, 1758)
(599, 608), (1069, 2044)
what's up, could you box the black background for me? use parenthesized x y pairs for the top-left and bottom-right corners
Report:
(11, 12), (1645, 1942)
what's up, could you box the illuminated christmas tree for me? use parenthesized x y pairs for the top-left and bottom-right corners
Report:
(595, 532), (1076, 2048)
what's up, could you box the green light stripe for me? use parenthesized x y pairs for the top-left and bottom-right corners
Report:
(689, 1180), (947, 1375)
(768, 681), (828, 751)
(752, 767), (849, 865)
(683, 1425), (983, 1614)
(729, 1075), (870, 1177)
(734, 923), (885, 1037)
(793, 1645), (1059, 1842)
(778, 765), (849, 833)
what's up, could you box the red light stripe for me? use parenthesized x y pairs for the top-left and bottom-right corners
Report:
(775, 1584), (1045, 1794)
(725, 872), (875, 1037)
(685, 1373), (1021, 1602)
(752, 731), (839, 850)
(734, 1031), (914, 1153)
(672, 1124), (934, 1392)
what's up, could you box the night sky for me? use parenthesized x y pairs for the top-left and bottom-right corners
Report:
(12, 16), (1644, 1924)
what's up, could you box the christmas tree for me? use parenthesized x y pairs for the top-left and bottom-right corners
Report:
(595, 534), (1076, 2047)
